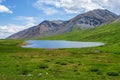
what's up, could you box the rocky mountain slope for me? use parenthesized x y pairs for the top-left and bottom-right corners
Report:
(8, 9), (118, 39)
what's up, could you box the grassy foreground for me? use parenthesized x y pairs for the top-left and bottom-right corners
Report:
(0, 22), (120, 80)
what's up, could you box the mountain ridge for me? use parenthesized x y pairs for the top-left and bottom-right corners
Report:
(7, 9), (118, 39)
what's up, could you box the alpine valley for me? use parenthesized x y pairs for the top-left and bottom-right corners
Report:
(0, 9), (120, 80)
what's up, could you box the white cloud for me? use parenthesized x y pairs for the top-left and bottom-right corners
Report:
(60, 0), (103, 13)
(34, 0), (59, 15)
(34, 0), (120, 14)
(0, 24), (25, 38)
(14, 16), (36, 25)
(39, 0), (61, 8)
(0, 0), (13, 13)
(0, 16), (36, 39)
(42, 7), (58, 15)
(0, 5), (13, 13)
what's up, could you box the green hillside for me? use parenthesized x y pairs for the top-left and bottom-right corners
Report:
(0, 22), (120, 80)
(40, 22), (120, 43)
(40, 22), (120, 53)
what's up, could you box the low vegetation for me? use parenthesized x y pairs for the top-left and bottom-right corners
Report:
(0, 22), (120, 80)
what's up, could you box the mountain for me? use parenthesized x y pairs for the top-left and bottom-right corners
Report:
(7, 9), (118, 39)
(65, 9), (118, 29)
(7, 20), (68, 39)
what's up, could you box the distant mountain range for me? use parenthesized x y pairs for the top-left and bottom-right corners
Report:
(7, 9), (119, 39)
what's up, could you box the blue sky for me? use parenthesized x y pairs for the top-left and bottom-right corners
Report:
(0, 0), (120, 38)
(0, 0), (76, 25)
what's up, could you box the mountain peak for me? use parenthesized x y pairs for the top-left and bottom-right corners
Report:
(74, 9), (118, 19)
(91, 9), (118, 17)
(69, 9), (118, 27)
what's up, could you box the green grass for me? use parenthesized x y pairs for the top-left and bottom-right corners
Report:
(0, 22), (120, 80)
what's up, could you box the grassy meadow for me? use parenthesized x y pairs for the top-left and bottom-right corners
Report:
(0, 22), (120, 80)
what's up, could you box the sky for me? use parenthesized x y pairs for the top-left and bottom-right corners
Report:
(0, 0), (120, 39)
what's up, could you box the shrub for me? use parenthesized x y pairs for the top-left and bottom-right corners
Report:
(55, 61), (61, 64)
(97, 71), (102, 75)
(78, 63), (82, 65)
(39, 63), (49, 69)
(90, 68), (99, 72)
(16, 64), (19, 67)
(44, 59), (50, 62)
(73, 69), (78, 72)
(107, 72), (119, 76)
(19, 56), (22, 59)
(60, 62), (67, 65)
(21, 69), (29, 75)
(75, 72), (80, 75)
(55, 61), (67, 65)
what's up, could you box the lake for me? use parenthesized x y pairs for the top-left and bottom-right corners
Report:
(22, 40), (104, 49)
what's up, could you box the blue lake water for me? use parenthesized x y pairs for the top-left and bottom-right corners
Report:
(22, 40), (104, 49)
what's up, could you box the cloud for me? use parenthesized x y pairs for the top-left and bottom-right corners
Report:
(0, 24), (26, 38)
(0, 16), (36, 39)
(42, 7), (58, 15)
(34, 0), (59, 15)
(0, 5), (13, 13)
(60, 0), (103, 13)
(14, 16), (36, 25)
(34, 0), (120, 14)
(0, 0), (13, 13)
